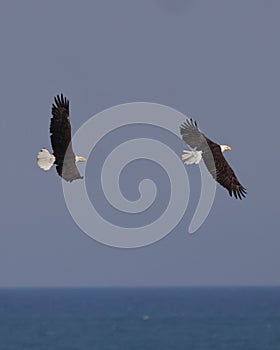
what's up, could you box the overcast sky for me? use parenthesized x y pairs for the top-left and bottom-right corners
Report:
(0, 0), (279, 287)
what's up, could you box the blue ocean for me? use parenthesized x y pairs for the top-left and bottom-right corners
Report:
(0, 287), (279, 349)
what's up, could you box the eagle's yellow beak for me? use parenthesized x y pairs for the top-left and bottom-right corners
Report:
(227, 146), (232, 151)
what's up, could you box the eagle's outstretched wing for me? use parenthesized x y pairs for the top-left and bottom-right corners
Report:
(50, 94), (83, 182)
(202, 139), (247, 199)
(180, 119), (208, 150)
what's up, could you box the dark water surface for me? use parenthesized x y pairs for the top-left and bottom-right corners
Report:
(0, 287), (280, 349)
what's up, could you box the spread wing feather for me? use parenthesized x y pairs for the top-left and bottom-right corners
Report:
(50, 94), (83, 182)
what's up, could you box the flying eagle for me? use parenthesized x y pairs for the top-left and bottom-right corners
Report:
(180, 119), (246, 199)
(37, 94), (86, 182)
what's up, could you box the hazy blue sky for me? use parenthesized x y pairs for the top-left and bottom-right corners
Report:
(0, 0), (279, 287)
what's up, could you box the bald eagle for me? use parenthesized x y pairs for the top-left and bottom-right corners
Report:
(180, 119), (246, 199)
(37, 94), (86, 182)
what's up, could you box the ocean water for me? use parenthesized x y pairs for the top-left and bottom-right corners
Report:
(0, 287), (280, 350)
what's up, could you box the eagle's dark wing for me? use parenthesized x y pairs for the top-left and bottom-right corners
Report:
(180, 119), (246, 199)
(55, 159), (83, 182)
(202, 140), (246, 199)
(180, 119), (208, 150)
(50, 94), (83, 182)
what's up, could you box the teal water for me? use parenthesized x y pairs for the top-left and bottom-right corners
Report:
(0, 287), (279, 349)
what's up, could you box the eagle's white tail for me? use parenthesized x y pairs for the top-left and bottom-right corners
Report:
(37, 149), (56, 171)
(181, 150), (202, 165)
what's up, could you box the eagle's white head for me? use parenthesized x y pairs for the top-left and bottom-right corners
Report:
(220, 145), (231, 152)
(75, 156), (87, 163)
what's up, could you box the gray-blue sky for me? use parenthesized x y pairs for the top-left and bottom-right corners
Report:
(0, 0), (279, 287)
